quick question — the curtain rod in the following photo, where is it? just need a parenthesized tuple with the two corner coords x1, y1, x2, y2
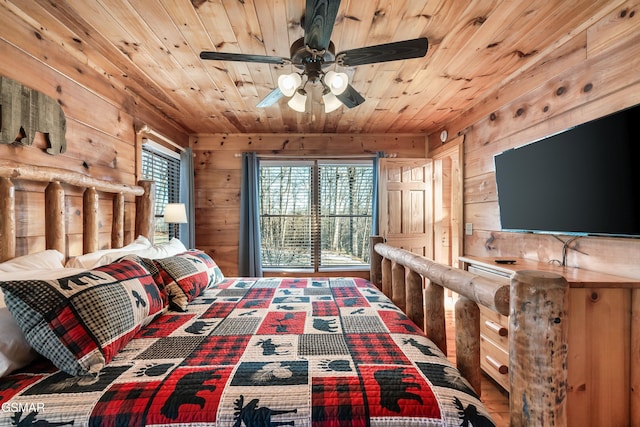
(233, 153, 397, 159)
(137, 125, 185, 153)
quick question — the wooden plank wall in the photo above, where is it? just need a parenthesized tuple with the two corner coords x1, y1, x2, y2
(428, 1, 640, 279)
(190, 133, 427, 276)
(0, 15, 187, 257)
(2, 0, 638, 280)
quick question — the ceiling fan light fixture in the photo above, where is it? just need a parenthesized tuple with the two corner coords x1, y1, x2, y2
(277, 73, 302, 97)
(322, 91, 342, 113)
(287, 89, 308, 112)
(324, 70, 348, 95)
(201, 2, 431, 115)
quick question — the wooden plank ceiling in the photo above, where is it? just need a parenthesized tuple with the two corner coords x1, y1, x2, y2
(1, 0, 624, 135)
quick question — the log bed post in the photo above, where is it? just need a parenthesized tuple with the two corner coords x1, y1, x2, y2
(135, 179, 156, 244)
(510, 270, 569, 427)
(391, 261, 406, 312)
(83, 187, 99, 254)
(370, 236, 384, 289)
(381, 256, 392, 298)
(0, 177, 15, 262)
(455, 296, 481, 395)
(45, 181, 66, 255)
(112, 192, 125, 248)
(424, 281, 446, 354)
(406, 270, 424, 331)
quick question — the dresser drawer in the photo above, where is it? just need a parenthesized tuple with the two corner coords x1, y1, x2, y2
(464, 262, 512, 391)
(480, 334, 510, 391)
(479, 305, 509, 349)
(467, 265, 511, 284)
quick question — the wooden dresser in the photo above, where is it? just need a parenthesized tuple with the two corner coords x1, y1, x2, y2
(459, 256, 640, 427)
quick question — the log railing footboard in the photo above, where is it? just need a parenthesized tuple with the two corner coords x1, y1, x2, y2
(369, 236, 570, 426)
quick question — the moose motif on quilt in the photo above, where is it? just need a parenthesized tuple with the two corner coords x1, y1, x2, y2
(232, 395, 298, 427)
(0, 276, 495, 426)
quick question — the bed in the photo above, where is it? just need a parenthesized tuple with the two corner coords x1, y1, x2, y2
(0, 161, 495, 426)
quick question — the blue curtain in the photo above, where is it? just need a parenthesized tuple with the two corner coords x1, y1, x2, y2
(239, 152, 263, 277)
(371, 151, 385, 236)
(179, 147, 195, 249)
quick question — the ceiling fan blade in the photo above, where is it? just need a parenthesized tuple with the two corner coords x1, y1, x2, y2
(336, 37, 429, 67)
(256, 88, 284, 108)
(200, 51, 288, 65)
(304, 0, 341, 51)
(336, 84, 365, 108)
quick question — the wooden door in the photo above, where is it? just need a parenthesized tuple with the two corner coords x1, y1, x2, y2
(379, 158, 433, 258)
(430, 138, 464, 267)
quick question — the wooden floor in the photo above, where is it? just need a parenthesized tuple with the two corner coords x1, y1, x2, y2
(445, 297, 510, 427)
(478, 374, 510, 427)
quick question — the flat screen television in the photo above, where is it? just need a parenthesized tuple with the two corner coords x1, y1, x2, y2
(494, 104, 640, 238)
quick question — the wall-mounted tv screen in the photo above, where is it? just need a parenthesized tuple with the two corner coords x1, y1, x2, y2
(494, 104, 640, 237)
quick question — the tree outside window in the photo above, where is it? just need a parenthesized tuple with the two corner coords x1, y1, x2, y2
(259, 160, 373, 271)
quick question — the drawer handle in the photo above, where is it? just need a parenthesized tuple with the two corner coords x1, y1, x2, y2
(485, 355, 508, 375)
(484, 320, 508, 336)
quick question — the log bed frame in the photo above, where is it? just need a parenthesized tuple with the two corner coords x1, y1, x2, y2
(369, 236, 570, 427)
(0, 159, 569, 426)
(0, 160, 155, 262)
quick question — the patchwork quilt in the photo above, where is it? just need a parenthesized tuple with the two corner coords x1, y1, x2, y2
(0, 277, 494, 427)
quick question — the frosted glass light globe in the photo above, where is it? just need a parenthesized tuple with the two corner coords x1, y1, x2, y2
(277, 73, 302, 97)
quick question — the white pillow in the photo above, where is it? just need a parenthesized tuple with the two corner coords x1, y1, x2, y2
(0, 309, 38, 377)
(96, 238, 188, 266)
(65, 235, 152, 269)
(0, 268, 86, 377)
(135, 238, 189, 259)
(0, 250, 65, 273)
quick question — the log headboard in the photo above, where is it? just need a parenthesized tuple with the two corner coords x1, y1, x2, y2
(0, 160, 155, 263)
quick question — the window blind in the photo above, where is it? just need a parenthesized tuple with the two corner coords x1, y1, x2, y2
(259, 160, 373, 271)
(141, 144, 181, 241)
(318, 163, 373, 267)
(259, 164, 314, 268)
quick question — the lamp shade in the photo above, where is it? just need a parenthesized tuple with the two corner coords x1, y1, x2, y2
(277, 73, 302, 97)
(164, 203, 187, 224)
(287, 89, 308, 112)
(324, 71, 348, 95)
(322, 91, 342, 113)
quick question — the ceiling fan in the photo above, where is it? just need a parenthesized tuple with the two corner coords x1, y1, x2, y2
(199, 0, 429, 112)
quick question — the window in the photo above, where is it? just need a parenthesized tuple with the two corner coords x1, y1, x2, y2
(259, 159, 374, 271)
(141, 142, 181, 243)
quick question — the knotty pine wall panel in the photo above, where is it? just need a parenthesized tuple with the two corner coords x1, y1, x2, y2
(191, 133, 427, 276)
(431, 3, 640, 278)
(0, 23, 187, 257)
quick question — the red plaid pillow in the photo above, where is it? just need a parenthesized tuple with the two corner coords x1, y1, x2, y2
(152, 250, 224, 311)
(0, 258, 165, 376)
